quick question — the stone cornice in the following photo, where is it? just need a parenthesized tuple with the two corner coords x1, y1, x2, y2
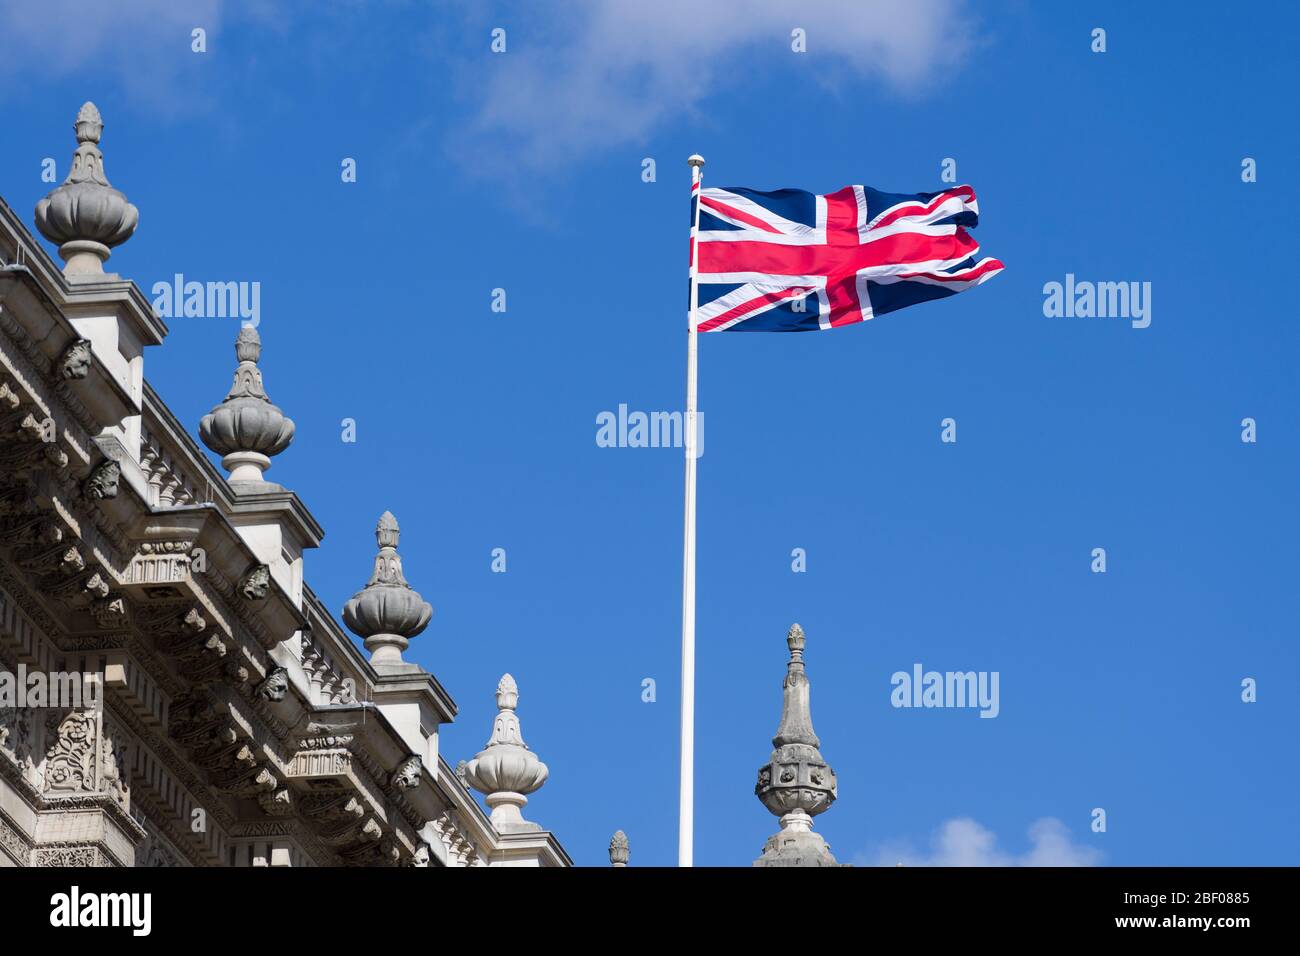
(0, 804, 33, 865)
(105, 683, 238, 830)
(300, 586, 462, 724)
(493, 829, 573, 868)
(302, 586, 375, 684)
(226, 488, 325, 554)
(141, 385, 326, 550)
(120, 501, 309, 649)
(433, 755, 503, 860)
(371, 665, 459, 728)
(0, 265, 136, 436)
(294, 703, 432, 839)
(141, 380, 224, 504)
(0, 187, 574, 868)
(0, 195, 165, 347)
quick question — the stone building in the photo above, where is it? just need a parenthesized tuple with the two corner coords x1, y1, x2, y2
(0, 103, 569, 867)
(1, 102, 851, 870)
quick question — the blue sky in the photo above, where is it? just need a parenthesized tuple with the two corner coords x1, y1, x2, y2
(2, 0, 1297, 866)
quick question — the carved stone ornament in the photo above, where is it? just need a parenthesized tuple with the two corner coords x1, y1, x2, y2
(753, 624, 842, 867)
(0, 707, 35, 772)
(83, 458, 120, 500)
(341, 512, 432, 666)
(239, 564, 271, 601)
(34, 102, 139, 275)
(35, 846, 106, 867)
(100, 726, 129, 810)
(91, 595, 128, 628)
(258, 788, 294, 817)
(390, 755, 422, 791)
(609, 829, 630, 867)
(198, 327, 295, 482)
(255, 666, 289, 703)
(463, 674, 549, 834)
(44, 711, 97, 794)
(59, 338, 93, 380)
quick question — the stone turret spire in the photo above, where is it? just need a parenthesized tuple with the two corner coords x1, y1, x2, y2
(199, 326, 295, 484)
(464, 674, 550, 833)
(342, 512, 432, 667)
(35, 102, 139, 276)
(753, 623, 841, 867)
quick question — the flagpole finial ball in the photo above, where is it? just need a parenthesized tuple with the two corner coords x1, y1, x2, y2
(687, 154, 705, 168)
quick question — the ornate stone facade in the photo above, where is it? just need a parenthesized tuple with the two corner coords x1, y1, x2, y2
(463, 674, 550, 834)
(0, 104, 571, 868)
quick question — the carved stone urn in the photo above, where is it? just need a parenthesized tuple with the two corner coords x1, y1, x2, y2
(199, 327, 295, 482)
(342, 512, 432, 666)
(35, 102, 139, 275)
(463, 674, 549, 833)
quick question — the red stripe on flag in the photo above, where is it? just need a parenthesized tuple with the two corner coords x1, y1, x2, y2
(699, 196, 783, 234)
(826, 273, 863, 327)
(699, 227, 981, 278)
(824, 187, 860, 245)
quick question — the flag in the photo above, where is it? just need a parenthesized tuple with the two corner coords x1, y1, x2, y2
(691, 183, 1003, 332)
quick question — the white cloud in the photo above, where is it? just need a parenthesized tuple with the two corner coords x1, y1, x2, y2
(0, 0, 284, 113)
(0, 1, 222, 72)
(861, 817, 1103, 867)
(457, 0, 979, 174)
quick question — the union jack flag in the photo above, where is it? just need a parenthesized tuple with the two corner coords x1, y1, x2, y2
(691, 182, 1003, 332)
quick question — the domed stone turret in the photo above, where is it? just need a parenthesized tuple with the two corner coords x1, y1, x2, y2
(199, 326, 295, 483)
(464, 674, 550, 833)
(342, 512, 432, 666)
(35, 102, 139, 276)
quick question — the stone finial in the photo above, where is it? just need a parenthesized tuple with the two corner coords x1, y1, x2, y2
(753, 623, 841, 867)
(609, 830, 630, 867)
(464, 674, 549, 833)
(342, 512, 433, 666)
(35, 102, 139, 276)
(198, 327, 295, 483)
(376, 510, 399, 548)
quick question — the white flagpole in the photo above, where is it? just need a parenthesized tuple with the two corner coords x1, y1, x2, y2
(680, 153, 705, 867)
